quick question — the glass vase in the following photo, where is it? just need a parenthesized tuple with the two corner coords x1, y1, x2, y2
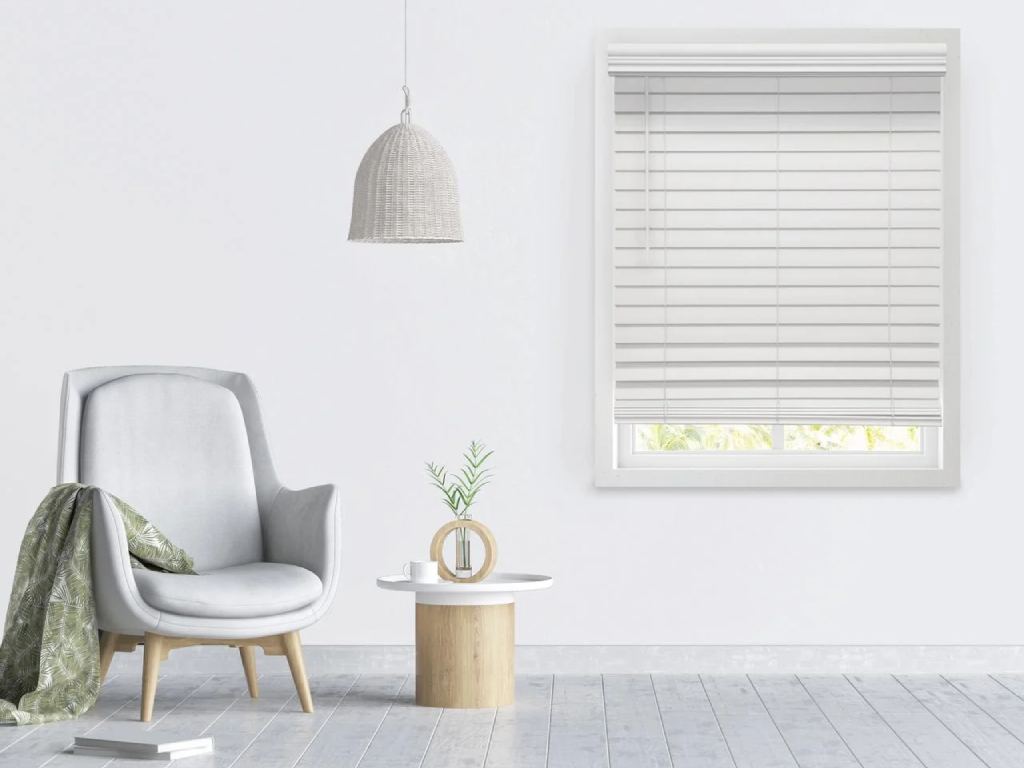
(454, 524, 473, 578)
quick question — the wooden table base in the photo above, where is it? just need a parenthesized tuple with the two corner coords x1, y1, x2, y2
(415, 602, 515, 708)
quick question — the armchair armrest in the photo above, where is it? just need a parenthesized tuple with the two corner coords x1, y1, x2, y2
(262, 484, 340, 599)
(90, 488, 160, 633)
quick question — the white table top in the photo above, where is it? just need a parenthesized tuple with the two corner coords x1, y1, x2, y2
(377, 572, 552, 606)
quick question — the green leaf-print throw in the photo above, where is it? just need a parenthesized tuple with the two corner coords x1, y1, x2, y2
(0, 484, 194, 725)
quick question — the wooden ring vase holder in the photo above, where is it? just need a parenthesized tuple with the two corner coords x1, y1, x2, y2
(429, 519, 497, 583)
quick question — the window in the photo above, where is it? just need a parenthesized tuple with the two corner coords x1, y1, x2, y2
(594, 30, 959, 487)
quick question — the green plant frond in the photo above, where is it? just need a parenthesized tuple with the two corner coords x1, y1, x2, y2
(457, 464, 492, 486)
(458, 482, 491, 507)
(428, 441, 495, 517)
(425, 461, 462, 513)
(463, 446, 494, 468)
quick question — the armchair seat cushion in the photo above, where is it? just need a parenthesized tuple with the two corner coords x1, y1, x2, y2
(133, 562, 323, 619)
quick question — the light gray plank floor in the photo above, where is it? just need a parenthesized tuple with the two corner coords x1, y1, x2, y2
(799, 674, 923, 768)
(293, 674, 407, 768)
(750, 674, 860, 768)
(9, 674, 1024, 767)
(484, 675, 552, 768)
(353, 675, 443, 768)
(11, 674, 211, 768)
(949, 674, 1024, 743)
(547, 675, 609, 768)
(603, 674, 672, 768)
(652, 673, 735, 767)
(846, 674, 988, 768)
(896, 674, 1024, 768)
(702, 674, 798, 768)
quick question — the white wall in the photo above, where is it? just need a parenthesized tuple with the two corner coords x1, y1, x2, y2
(0, 0, 1018, 647)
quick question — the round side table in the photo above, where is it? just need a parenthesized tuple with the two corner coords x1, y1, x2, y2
(377, 572, 552, 708)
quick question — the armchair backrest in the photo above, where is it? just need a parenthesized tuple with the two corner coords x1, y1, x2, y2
(58, 367, 281, 571)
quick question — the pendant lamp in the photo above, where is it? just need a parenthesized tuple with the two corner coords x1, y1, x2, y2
(348, 0, 463, 243)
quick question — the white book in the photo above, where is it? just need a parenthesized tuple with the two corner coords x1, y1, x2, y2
(73, 744, 212, 760)
(74, 727, 213, 756)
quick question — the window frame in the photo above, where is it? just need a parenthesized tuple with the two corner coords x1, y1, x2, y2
(594, 29, 960, 489)
(619, 424, 938, 468)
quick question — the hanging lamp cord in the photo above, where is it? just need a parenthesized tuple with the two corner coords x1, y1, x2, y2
(400, 0, 411, 125)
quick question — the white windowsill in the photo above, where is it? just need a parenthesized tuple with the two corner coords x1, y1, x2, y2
(596, 424, 956, 488)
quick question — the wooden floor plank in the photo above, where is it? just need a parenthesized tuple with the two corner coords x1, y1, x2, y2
(799, 675, 922, 768)
(4, 674, 136, 768)
(0, 675, 116, 758)
(0, 724, 42, 757)
(652, 674, 735, 768)
(602, 674, 673, 768)
(948, 675, 1024, 743)
(293, 674, 406, 768)
(421, 707, 496, 768)
(750, 675, 860, 768)
(0, 676, 126, 754)
(65, 672, 250, 768)
(897, 674, 1024, 768)
(0, 725, 42, 761)
(992, 674, 1024, 701)
(354, 676, 443, 768)
(846, 675, 987, 768)
(701, 674, 797, 768)
(484, 676, 553, 768)
(546, 675, 609, 768)
(110, 674, 299, 768)
(2, 674, 205, 768)
(14, 673, 1024, 767)
(230, 674, 357, 768)
(99, 673, 258, 768)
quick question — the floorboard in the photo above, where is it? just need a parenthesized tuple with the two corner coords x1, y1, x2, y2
(483, 675, 552, 768)
(141, 673, 299, 768)
(353, 675, 443, 768)
(992, 673, 1024, 702)
(420, 706, 497, 768)
(948, 674, 1024, 743)
(846, 674, 987, 768)
(106, 673, 238, 768)
(652, 674, 735, 768)
(9, 674, 208, 768)
(230, 673, 357, 768)
(546, 675, 609, 768)
(4, 674, 139, 768)
(293, 674, 406, 768)
(897, 674, 1024, 768)
(799, 675, 923, 768)
(10, 673, 1024, 767)
(750, 674, 860, 768)
(701, 674, 798, 768)
(84, 672, 250, 768)
(603, 674, 673, 768)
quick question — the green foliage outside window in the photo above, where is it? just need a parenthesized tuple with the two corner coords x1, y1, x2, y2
(637, 424, 920, 452)
(784, 425, 919, 452)
(637, 424, 773, 451)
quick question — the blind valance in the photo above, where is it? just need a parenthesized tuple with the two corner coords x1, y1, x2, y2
(607, 42, 947, 76)
(608, 46, 946, 425)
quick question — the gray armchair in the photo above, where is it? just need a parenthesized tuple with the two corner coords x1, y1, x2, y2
(57, 366, 340, 721)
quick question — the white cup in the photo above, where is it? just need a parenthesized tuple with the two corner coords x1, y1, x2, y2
(403, 560, 439, 584)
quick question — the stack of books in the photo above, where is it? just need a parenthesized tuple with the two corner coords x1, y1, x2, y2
(73, 728, 213, 761)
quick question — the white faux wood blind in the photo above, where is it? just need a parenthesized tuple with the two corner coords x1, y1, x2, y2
(610, 46, 945, 425)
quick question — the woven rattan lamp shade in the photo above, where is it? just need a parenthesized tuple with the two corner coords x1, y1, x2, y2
(348, 122, 463, 243)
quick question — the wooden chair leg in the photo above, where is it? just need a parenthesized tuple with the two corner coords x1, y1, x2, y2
(239, 646, 259, 698)
(281, 631, 314, 713)
(141, 632, 164, 722)
(98, 631, 118, 684)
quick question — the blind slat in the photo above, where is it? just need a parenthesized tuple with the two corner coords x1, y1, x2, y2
(610, 71, 944, 425)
